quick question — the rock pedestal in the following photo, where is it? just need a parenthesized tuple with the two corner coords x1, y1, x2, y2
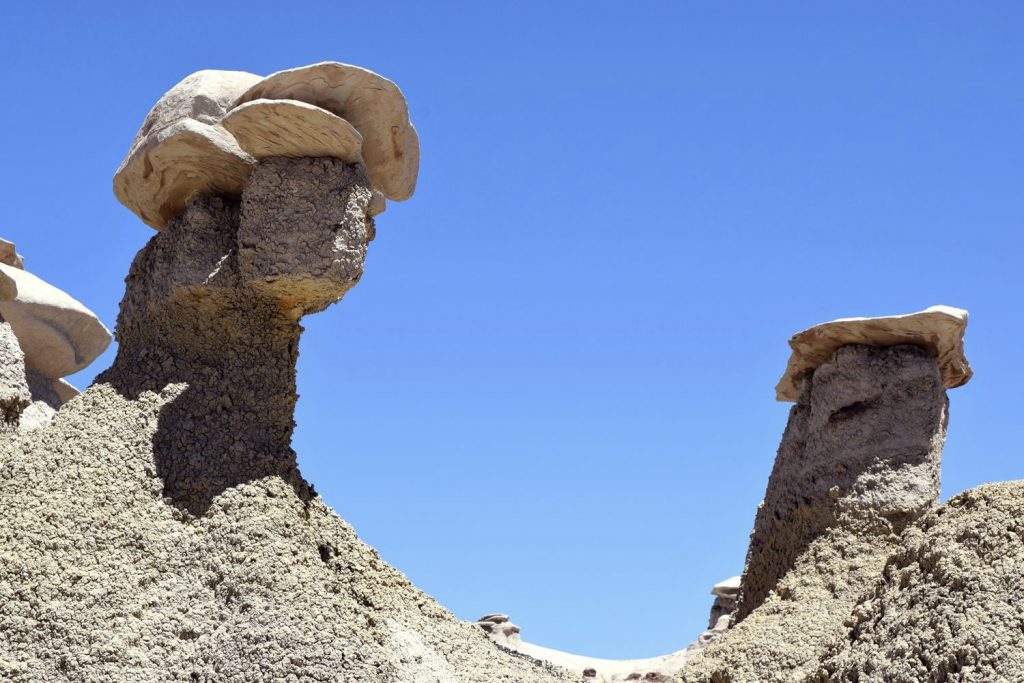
(106, 157, 374, 515)
(737, 343, 948, 621)
(0, 241, 111, 433)
(680, 309, 970, 683)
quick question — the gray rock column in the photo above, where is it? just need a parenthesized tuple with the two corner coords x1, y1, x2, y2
(735, 344, 947, 621)
(101, 156, 374, 516)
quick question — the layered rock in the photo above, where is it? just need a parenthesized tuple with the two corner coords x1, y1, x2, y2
(814, 481, 1024, 682)
(775, 306, 971, 402)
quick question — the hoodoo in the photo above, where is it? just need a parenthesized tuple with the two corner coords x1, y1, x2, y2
(679, 307, 971, 682)
(0, 63, 568, 682)
(0, 238, 111, 432)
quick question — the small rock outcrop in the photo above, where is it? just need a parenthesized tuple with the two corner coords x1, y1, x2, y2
(0, 241, 111, 432)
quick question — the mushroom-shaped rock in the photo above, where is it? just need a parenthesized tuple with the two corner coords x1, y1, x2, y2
(114, 63, 418, 230)
(222, 99, 363, 162)
(0, 263, 111, 378)
(0, 267, 16, 301)
(232, 62, 419, 201)
(775, 305, 972, 402)
(114, 70, 261, 230)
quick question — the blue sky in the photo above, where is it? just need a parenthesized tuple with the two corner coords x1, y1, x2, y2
(3, 1, 1023, 659)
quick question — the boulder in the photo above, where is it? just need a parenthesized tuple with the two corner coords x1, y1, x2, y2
(113, 70, 260, 230)
(775, 305, 971, 402)
(0, 263, 111, 378)
(114, 63, 419, 230)
(232, 62, 419, 201)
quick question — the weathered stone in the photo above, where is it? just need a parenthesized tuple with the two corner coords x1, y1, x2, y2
(476, 576, 745, 682)
(0, 318, 30, 425)
(114, 70, 262, 230)
(0, 266, 16, 301)
(114, 64, 418, 231)
(0, 238, 24, 269)
(237, 157, 373, 314)
(233, 61, 419, 201)
(0, 263, 111, 378)
(678, 344, 950, 683)
(51, 377, 79, 404)
(775, 305, 971, 402)
(478, 613, 510, 624)
(222, 98, 363, 163)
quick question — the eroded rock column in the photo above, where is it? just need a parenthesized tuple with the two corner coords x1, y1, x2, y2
(736, 343, 947, 620)
(0, 239, 111, 432)
(101, 157, 374, 515)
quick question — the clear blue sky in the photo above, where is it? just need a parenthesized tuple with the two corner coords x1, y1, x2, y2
(3, 1, 1022, 659)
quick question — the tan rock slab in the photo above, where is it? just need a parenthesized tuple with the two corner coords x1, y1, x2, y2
(52, 377, 79, 404)
(775, 305, 971, 402)
(0, 264, 112, 378)
(712, 575, 741, 598)
(0, 238, 24, 269)
(0, 266, 16, 301)
(233, 62, 419, 201)
(114, 70, 261, 230)
(222, 99, 363, 162)
(115, 119, 254, 231)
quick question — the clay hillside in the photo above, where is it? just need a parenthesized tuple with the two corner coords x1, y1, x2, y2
(1, 63, 1022, 683)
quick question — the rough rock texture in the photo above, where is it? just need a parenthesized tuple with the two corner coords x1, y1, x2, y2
(0, 318, 30, 425)
(677, 344, 948, 683)
(776, 306, 971, 402)
(113, 69, 261, 229)
(814, 481, 1024, 682)
(0, 158, 570, 682)
(0, 316, 69, 433)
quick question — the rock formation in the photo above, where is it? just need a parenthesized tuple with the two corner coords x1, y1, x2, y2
(4, 57, 1021, 683)
(775, 306, 971, 402)
(0, 63, 569, 682)
(0, 240, 111, 432)
(677, 308, 970, 682)
(113, 62, 416, 230)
